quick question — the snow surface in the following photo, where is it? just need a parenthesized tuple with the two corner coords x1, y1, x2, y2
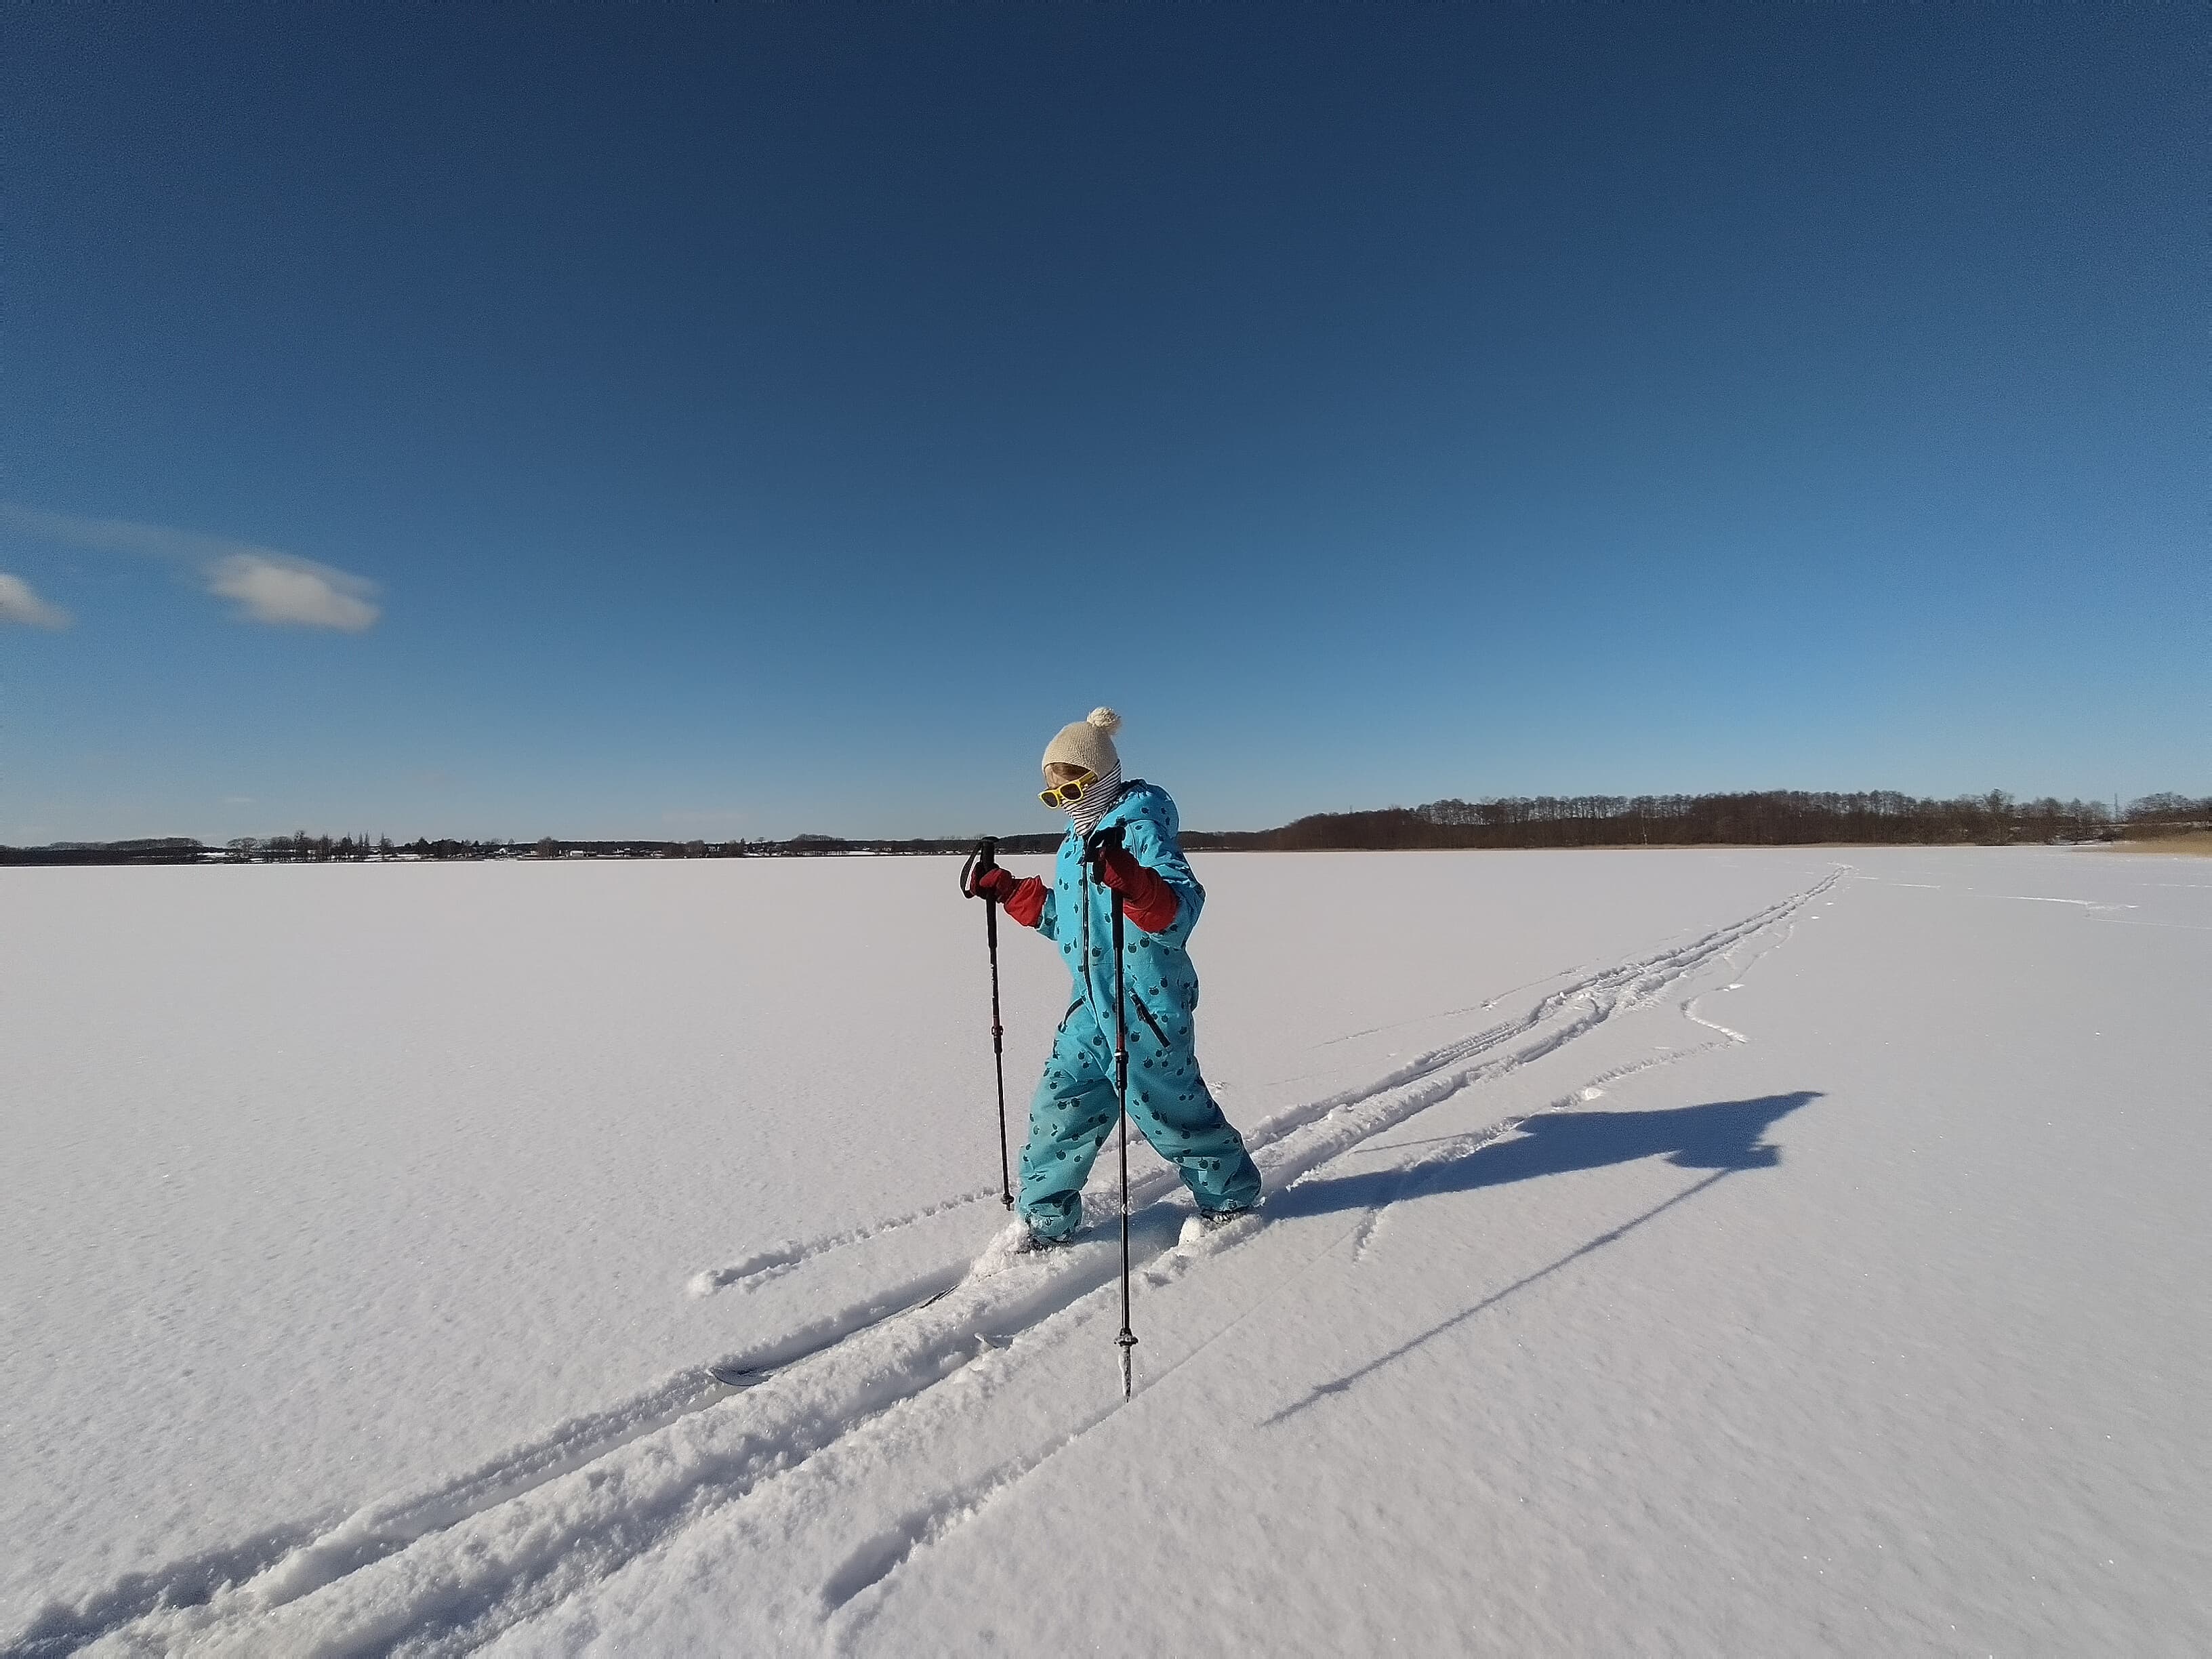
(4, 847, 2207, 1656)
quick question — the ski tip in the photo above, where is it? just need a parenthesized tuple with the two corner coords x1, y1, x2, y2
(1177, 1206, 1261, 1250)
(706, 1361, 764, 1388)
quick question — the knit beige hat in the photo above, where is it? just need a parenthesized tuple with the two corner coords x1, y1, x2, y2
(1042, 707, 1122, 777)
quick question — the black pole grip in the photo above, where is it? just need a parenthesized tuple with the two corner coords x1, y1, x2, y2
(1082, 823, 1124, 869)
(960, 835, 1000, 898)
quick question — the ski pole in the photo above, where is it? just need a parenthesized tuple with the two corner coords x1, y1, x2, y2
(1086, 824, 1139, 1400)
(959, 836, 1014, 1209)
(1112, 880, 1136, 1400)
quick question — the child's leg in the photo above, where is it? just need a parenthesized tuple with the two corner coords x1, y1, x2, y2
(1017, 1010, 1122, 1240)
(1124, 1049, 1263, 1215)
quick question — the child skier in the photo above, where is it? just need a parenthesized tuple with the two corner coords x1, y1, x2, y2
(968, 708, 1263, 1246)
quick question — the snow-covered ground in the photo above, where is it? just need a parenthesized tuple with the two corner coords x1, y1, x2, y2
(5, 847, 2207, 1656)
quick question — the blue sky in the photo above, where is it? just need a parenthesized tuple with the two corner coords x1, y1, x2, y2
(1, 3, 2199, 842)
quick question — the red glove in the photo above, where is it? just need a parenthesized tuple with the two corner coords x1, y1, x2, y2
(975, 867, 1048, 929)
(1097, 845, 1179, 933)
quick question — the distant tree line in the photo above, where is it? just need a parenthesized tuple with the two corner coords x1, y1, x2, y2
(2120, 793, 2212, 835)
(5, 792, 2203, 866)
(237, 832, 401, 861)
(1182, 791, 2211, 853)
(0, 836, 208, 866)
(209, 831, 1067, 862)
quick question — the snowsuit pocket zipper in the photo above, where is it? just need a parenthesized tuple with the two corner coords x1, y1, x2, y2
(1130, 994, 1172, 1050)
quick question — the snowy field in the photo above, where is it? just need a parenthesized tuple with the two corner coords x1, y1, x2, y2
(5, 846, 2207, 1656)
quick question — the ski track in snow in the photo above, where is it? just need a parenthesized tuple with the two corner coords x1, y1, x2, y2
(34, 868, 1842, 1659)
(1680, 996, 1750, 1045)
(0, 1523, 333, 1659)
(686, 1188, 998, 1298)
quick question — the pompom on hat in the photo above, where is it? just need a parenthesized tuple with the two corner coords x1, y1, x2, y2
(1042, 706, 1122, 778)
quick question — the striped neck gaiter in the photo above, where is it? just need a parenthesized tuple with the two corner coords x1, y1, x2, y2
(1064, 762, 1124, 838)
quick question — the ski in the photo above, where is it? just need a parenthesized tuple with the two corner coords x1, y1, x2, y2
(1176, 1206, 1264, 1249)
(705, 1288, 954, 1389)
(699, 1197, 1263, 1398)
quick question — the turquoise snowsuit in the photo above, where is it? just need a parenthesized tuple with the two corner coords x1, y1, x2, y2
(1019, 781, 1262, 1240)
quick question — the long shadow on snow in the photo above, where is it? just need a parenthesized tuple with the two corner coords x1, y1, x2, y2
(1262, 1091, 1820, 1426)
(1269, 1091, 1820, 1223)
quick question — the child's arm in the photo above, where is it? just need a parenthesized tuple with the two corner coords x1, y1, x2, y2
(1097, 839, 1184, 933)
(974, 867, 1053, 933)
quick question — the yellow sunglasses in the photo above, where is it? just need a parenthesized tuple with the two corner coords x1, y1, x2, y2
(1040, 770, 1098, 808)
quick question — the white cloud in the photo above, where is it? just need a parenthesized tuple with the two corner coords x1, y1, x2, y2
(207, 552, 380, 631)
(0, 503, 382, 631)
(0, 571, 73, 629)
